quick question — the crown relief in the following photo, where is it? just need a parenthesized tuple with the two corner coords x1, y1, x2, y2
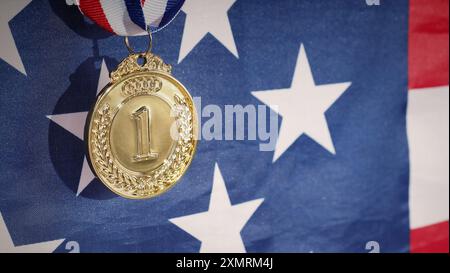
(111, 53, 172, 83)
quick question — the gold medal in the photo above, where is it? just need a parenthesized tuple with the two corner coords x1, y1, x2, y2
(86, 33, 197, 199)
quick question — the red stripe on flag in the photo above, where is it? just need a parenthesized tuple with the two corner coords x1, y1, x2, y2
(409, 0, 449, 89)
(79, 0, 115, 34)
(411, 221, 449, 253)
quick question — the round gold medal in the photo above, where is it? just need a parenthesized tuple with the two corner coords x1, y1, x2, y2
(86, 48, 197, 199)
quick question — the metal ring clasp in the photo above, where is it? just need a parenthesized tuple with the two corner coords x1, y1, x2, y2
(124, 29, 153, 55)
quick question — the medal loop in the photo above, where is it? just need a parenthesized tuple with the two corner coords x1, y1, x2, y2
(124, 29, 153, 55)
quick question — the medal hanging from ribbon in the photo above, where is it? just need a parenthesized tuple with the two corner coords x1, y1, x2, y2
(76, 0, 198, 200)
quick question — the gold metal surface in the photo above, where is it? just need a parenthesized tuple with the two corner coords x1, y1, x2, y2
(86, 52, 197, 199)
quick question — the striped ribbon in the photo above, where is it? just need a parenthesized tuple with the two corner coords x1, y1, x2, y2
(78, 0, 185, 36)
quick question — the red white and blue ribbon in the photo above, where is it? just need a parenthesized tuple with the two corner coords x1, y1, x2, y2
(77, 0, 185, 36)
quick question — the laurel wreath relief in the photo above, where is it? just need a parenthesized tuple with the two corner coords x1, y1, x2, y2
(91, 96, 194, 198)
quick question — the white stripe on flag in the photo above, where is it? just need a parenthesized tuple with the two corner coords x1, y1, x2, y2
(142, 0, 169, 28)
(408, 85, 449, 229)
(100, 0, 147, 36)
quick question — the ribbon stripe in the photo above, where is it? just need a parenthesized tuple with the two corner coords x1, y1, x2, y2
(160, 0, 184, 31)
(125, 0, 147, 31)
(79, 0, 115, 34)
(142, 0, 169, 30)
(78, 0, 185, 36)
(100, 0, 146, 36)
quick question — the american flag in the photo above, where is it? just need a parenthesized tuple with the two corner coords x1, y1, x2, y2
(0, 0, 448, 253)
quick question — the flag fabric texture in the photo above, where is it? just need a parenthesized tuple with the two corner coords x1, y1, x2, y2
(0, 0, 448, 253)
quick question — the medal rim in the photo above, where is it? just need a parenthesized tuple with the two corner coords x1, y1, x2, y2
(85, 70, 198, 200)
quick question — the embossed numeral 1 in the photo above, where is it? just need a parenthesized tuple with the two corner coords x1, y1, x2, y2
(131, 106, 158, 162)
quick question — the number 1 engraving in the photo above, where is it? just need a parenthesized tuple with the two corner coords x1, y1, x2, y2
(132, 106, 158, 162)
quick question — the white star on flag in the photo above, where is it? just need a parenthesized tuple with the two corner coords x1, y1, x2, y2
(47, 59, 110, 196)
(179, 0, 239, 63)
(170, 163, 264, 253)
(252, 44, 352, 162)
(0, 212, 64, 253)
(0, 0, 32, 75)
